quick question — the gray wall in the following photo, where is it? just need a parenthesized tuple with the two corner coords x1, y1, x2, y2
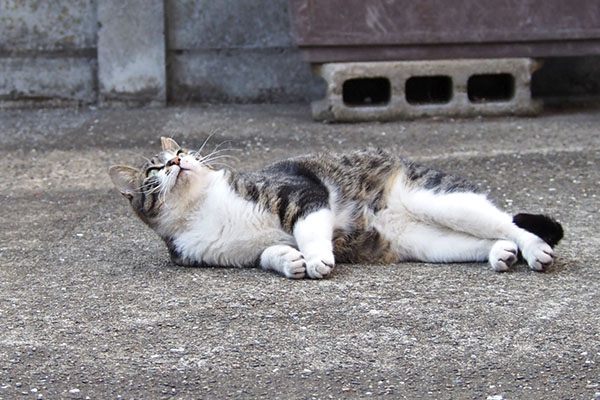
(0, 0, 597, 108)
(165, 0, 322, 103)
(0, 0, 98, 106)
(0, 0, 321, 107)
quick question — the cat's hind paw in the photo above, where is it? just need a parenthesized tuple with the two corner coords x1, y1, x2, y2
(489, 240, 518, 272)
(522, 239, 554, 271)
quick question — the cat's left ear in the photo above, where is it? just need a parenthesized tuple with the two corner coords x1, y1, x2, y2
(161, 137, 180, 152)
(109, 165, 139, 200)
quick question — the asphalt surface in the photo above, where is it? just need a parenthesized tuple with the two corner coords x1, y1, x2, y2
(1, 104, 599, 399)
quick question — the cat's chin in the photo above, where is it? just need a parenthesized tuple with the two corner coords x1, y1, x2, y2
(170, 167, 207, 201)
(175, 167, 201, 185)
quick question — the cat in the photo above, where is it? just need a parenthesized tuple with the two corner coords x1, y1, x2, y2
(109, 137, 563, 279)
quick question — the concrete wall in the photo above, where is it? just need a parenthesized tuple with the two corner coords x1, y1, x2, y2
(0, 0, 597, 108)
(165, 0, 322, 103)
(0, 0, 98, 106)
(97, 0, 166, 106)
(0, 0, 321, 107)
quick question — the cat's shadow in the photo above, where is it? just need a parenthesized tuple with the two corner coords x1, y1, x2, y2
(133, 256, 569, 280)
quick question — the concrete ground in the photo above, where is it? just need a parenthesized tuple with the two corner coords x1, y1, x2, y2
(0, 104, 599, 399)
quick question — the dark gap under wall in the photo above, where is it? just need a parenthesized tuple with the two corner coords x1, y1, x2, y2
(532, 56, 600, 103)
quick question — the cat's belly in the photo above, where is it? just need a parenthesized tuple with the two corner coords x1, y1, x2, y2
(330, 200, 402, 264)
(369, 174, 417, 262)
(173, 180, 294, 267)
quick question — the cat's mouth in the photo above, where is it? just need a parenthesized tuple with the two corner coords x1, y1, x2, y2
(172, 165, 192, 183)
(173, 165, 185, 179)
(168, 157, 201, 187)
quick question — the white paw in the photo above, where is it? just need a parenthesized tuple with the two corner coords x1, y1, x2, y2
(260, 245, 306, 279)
(489, 240, 518, 272)
(279, 248, 307, 279)
(521, 238, 554, 271)
(305, 258, 334, 279)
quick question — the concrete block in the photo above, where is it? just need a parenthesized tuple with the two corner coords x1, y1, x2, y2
(0, 56, 96, 107)
(312, 58, 542, 121)
(168, 49, 323, 103)
(165, 0, 293, 50)
(97, 0, 166, 107)
(0, 0, 97, 52)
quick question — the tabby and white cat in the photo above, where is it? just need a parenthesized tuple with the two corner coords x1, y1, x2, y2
(109, 137, 563, 279)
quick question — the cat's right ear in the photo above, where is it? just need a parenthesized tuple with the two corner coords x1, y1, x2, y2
(109, 165, 139, 200)
(161, 137, 180, 152)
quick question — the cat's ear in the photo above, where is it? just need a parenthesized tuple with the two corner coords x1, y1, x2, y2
(109, 165, 139, 200)
(161, 137, 180, 152)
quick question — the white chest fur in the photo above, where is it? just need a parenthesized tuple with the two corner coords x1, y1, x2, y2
(173, 172, 294, 267)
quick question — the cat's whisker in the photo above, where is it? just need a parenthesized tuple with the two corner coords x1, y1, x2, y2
(135, 182, 158, 195)
(196, 147, 239, 161)
(157, 178, 171, 207)
(204, 159, 237, 166)
(205, 147, 242, 155)
(211, 139, 234, 154)
(201, 154, 240, 165)
(202, 159, 239, 171)
(196, 133, 216, 156)
(195, 128, 229, 154)
(208, 163, 239, 173)
(201, 148, 240, 160)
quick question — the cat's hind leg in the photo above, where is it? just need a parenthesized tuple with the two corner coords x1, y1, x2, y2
(518, 234, 554, 271)
(293, 208, 336, 279)
(395, 222, 494, 263)
(259, 245, 306, 279)
(393, 223, 519, 271)
(489, 240, 519, 272)
(401, 189, 555, 270)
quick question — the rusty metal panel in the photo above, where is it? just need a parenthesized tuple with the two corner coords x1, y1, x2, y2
(289, 0, 600, 62)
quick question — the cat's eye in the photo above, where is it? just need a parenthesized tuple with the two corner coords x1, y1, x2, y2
(177, 150, 187, 157)
(146, 168, 160, 177)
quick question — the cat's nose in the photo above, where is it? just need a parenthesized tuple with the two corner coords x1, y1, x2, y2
(167, 156, 180, 167)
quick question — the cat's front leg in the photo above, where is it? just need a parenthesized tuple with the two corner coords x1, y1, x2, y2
(259, 245, 307, 279)
(293, 209, 336, 279)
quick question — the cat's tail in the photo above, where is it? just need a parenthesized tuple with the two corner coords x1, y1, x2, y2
(513, 213, 564, 248)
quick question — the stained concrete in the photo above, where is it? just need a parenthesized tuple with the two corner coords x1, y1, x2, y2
(0, 56, 96, 107)
(0, 0, 97, 106)
(0, 0, 97, 52)
(0, 105, 599, 399)
(165, 0, 293, 49)
(164, 0, 322, 104)
(97, 0, 166, 107)
(0, 0, 320, 106)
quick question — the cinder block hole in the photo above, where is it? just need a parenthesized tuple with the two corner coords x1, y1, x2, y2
(468, 73, 515, 102)
(405, 76, 452, 105)
(342, 78, 391, 106)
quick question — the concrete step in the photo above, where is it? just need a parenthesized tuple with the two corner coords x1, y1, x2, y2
(311, 58, 542, 121)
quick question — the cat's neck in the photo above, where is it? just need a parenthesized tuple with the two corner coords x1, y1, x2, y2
(155, 168, 229, 238)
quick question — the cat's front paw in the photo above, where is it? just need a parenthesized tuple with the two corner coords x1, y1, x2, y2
(260, 245, 306, 279)
(305, 258, 333, 279)
(489, 240, 518, 272)
(522, 239, 554, 271)
(279, 248, 307, 279)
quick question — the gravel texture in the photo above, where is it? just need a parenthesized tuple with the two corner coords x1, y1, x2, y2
(1, 104, 599, 399)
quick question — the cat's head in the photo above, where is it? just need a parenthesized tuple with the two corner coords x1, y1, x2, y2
(109, 137, 212, 229)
